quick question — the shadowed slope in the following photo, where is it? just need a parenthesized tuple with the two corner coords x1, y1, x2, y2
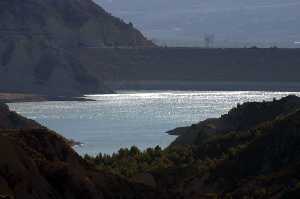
(0, 103, 161, 199)
(0, 0, 153, 96)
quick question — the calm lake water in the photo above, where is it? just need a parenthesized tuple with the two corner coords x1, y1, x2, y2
(8, 91, 300, 155)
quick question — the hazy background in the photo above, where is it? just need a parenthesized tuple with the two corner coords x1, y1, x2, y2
(95, 0, 300, 47)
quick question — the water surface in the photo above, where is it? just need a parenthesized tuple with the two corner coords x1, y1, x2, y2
(8, 91, 300, 155)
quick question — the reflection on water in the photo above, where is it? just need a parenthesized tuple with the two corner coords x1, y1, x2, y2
(8, 91, 300, 155)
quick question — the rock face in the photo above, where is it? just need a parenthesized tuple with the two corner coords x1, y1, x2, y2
(0, 0, 153, 96)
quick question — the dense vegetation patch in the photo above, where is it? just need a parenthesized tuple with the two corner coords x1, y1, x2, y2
(84, 145, 198, 177)
(84, 96, 300, 198)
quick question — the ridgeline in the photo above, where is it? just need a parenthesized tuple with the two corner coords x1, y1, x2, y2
(86, 95, 300, 198)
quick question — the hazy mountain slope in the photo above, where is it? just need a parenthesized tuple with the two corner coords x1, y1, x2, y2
(0, 35, 113, 95)
(80, 48, 300, 90)
(1, 95, 300, 199)
(0, 0, 153, 47)
(0, 0, 153, 95)
(96, 0, 300, 47)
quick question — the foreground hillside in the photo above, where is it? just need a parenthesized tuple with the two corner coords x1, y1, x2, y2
(2, 96, 300, 198)
(0, 0, 153, 96)
(87, 95, 300, 198)
(0, 104, 162, 199)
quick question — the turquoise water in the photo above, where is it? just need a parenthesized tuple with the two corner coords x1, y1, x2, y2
(8, 91, 300, 155)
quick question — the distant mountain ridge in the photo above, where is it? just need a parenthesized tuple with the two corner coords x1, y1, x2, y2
(80, 48, 300, 90)
(96, 0, 300, 47)
(0, 0, 153, 96)
(0, 0, 153, 47)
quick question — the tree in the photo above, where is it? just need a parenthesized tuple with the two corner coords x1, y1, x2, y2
(129, 146, 141, 156)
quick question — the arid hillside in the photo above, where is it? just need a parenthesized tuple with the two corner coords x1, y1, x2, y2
(0, 0, 153, 96)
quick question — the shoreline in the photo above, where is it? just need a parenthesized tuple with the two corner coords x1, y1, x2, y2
(0, 93, 95, 104)
(3, 82, 300, 104)
(106, 81, 300, 92)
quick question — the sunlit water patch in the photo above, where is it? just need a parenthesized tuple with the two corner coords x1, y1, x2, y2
(8, 91, 300, 155)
